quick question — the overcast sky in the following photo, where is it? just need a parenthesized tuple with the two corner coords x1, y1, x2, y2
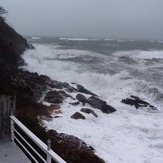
(1, 0, 163, 40)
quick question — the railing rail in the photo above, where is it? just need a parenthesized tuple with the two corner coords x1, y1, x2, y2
(10, 115, 66, 163)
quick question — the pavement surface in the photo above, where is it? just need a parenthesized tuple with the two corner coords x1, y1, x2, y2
(0, 141, 30, 163)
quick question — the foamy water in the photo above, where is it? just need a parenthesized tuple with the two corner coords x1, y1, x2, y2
(21, 38, 163, 163)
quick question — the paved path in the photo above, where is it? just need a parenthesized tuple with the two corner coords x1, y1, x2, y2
(0, 141, 30, 163)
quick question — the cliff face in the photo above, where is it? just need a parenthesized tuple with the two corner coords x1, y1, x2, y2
(0, 17, 30, 69)
(0, 18, 31, 94)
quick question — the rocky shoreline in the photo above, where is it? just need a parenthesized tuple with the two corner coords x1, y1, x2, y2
(16, 68, 117, 162)
(0, 17, 109, 162)
(0, 16, 158, 162)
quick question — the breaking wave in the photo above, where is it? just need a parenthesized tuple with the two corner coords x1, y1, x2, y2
(21, 43, 163, 110)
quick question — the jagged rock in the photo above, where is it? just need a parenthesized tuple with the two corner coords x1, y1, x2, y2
(70, 101, 80, 106)
(44, 90, 73, 104)
(17, 70, 48, 100)
(76, 84, 97, 96)
(62, 82, 76, 92)
(46, 107, 56, 115)
(71, 112, 86, 120)
(76, 93, 87, 104)
(45, 104, 61, 115)
(44, 91, 65, 103)
(50, 104, 60, 110)
(87, 96, 116, 113)
(59, 90, 74, 99)
(48, 80, 63, 89)
(81, 108, 98, 117)
(47, 130, 105, 163)
(121, 95, 157, 110)
(53, 116, 62, 118)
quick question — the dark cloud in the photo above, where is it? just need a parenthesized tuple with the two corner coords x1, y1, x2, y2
(2, 0, 163, 40)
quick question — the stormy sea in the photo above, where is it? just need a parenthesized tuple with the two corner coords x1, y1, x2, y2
(22, 37, 163, 163)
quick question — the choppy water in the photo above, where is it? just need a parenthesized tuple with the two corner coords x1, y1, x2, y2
(22, 37, 163, 163)
(23, 37, 163, 110)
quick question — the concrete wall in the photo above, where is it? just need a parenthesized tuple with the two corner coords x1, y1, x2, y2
(0, 96, 15, 141)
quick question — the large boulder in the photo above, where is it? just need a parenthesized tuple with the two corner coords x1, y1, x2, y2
(44, 91, 64, 103)
(71, 112, 85, 120)
(87, 96, 116, 113)
(121, 95, 157, 110)
(62, 82, 76, 92)
(76, 93, 87, 103)
(81, 108, 98, 118)
(76, 84, 97, 96)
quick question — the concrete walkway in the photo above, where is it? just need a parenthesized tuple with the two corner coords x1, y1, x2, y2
(0, 141, 30, 163)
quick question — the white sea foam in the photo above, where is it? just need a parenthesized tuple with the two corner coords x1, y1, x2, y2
(59, 37, 102, 41)
(21, 43, 163, 163)
(113, 50, 163, 59)
(22, 44, 163, 108)
(31, 36, 41, 40)
(59, 37, 90, 41)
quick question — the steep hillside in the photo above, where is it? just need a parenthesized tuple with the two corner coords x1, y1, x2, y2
(0, 17, 30, 69)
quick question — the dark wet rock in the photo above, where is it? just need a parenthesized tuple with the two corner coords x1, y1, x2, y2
(121, 95, 158, 110)
(43, 104, 61, 116)
(59, 90, 74, 99)
(76, 93, 87, 103)
(53, 116, 62, 118)
(47, 130, 105, 163)
(70, 101, 80, 106)
(87, 96, 116, 113)
(48, 80, 63, 89)
(50, 104, 61, 110)
(81, 108, 98, 117)
(44, 91, 65, 103)
(71, 112, 86, 120)
(62, 82, 76, 92)
(76, 84, 97, 96)
(17, 70, 48, 100)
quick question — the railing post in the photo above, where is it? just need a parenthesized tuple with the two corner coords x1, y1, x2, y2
(12, 94, 16, 114)
(10, 114, 14, 142)
(47, 139, 51, 163)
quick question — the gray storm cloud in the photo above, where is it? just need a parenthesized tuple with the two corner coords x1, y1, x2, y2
(1, 0, 163, 40)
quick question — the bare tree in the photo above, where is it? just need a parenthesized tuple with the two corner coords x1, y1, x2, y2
(0, 6, 8, 20)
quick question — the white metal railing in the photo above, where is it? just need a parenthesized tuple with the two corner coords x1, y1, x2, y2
(10, 115, 66, 163)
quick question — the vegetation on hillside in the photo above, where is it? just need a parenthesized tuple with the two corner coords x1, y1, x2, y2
(0, 6, 8, 20)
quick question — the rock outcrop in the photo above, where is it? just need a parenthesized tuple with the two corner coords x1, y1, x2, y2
(76, 93, 87, 104)
(81, 108, 98, 117)
(71, 112, 86, 120)
(87, 96, 116, 113)
(121, 95, 157, 110)
(47, 130, 105, 163)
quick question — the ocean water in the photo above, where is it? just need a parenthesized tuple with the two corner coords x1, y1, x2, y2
(22, 37, 163, 163)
